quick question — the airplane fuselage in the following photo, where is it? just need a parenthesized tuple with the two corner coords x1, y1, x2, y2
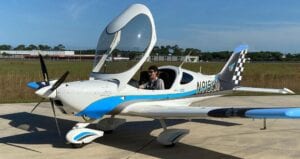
(55, 65, 221, 119)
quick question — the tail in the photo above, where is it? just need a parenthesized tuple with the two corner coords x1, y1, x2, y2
(217, 45, 248, 90)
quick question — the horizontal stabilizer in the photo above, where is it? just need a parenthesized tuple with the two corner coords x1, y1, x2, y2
(233, 86, 295, 94)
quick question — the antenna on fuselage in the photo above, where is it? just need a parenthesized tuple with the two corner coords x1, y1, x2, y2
(179, 50, 192, 68)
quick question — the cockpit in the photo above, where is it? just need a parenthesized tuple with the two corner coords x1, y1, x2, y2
(138, 68, 177, 89)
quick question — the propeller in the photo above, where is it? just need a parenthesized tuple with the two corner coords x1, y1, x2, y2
(30, 54, 69, 136)
(30, 98, 45, 113)
(39, 54, 49, 85)
(50, 99, 61, 136)
(51, 71, 69, 91)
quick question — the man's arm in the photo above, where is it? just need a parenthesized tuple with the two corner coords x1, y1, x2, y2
(139, 82, 148, 89)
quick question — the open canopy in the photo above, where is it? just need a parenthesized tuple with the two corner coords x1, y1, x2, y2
(93, 14, 152, 74)
(90, 4, 156, 89)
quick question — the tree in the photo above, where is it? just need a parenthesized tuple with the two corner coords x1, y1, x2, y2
(26, 44, 38, 50)
(159, 45, 169, 55)
(172, 45, 184, 56)
(0, 44, 12, 50)
(14, 44, 26, 50)
(151, 46, 160, 55)
(53, 44, 65, 51)
(202, 52, 213, 61)
(38, 44, 51, 50)
(211, 51, 231, 61)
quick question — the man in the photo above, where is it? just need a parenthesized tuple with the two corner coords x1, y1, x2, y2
(139, 65, 165, 90)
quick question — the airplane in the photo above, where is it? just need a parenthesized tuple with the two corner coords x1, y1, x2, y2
(27, 3, 299, 148)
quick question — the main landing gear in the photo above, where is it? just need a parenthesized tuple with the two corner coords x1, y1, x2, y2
(66, 117, 189, 148)
(157, 119, 189, 146)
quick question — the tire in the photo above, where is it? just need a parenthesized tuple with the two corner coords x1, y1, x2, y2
(71, 143, 84, 148)
(164, 143, 175, 147)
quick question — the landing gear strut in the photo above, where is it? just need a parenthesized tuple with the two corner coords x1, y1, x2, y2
(260, 118, 267, 130)
(96, 116, 126, 133)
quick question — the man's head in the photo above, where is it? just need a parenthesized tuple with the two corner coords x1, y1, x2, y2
(148, 65, 159, 80)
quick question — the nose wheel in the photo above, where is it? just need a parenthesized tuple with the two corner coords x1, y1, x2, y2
(71, 143, 84, 148)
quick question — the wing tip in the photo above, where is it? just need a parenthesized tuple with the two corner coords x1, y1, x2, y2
(283, 88, 295, 94)
(245, 108, 300, 119)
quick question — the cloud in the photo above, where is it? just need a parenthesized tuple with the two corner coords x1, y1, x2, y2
(65, 0, 96, 20)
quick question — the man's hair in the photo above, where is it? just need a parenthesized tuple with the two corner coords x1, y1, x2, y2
(148, 65, 159, 72)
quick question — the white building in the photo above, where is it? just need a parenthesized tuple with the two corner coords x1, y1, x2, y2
(146, 55, 199, 62)
(0, 50, 75, 56)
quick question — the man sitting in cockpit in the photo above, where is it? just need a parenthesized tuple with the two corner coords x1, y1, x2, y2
(139, 65, 165, 90)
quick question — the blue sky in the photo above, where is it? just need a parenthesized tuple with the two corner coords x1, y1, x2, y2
(1, 0, 300, 52)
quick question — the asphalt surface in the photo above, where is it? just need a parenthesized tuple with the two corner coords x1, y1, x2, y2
(1, 95, 300, 159)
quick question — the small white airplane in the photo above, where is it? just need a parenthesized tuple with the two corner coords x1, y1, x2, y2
(27, 4, 299, 148)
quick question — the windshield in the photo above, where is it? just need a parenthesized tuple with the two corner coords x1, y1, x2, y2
(93, 14, 151, 73)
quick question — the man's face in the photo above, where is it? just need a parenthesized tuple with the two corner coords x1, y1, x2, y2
(148, 69, 157, 80)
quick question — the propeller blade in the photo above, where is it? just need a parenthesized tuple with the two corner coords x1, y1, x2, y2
(30, 98, 45, 113)
(39, 54, 49, 85)
(51, 71, 69, 91)
(50, 99, 61, 136)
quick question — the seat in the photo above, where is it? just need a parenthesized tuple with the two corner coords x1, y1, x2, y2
(139, 71, 149, 85)
(159, 71, 171, 89)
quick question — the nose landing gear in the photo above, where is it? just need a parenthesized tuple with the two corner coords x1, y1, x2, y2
(66, 123, 104, 148)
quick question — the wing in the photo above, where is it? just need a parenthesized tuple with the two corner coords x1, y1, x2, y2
(120, 100, 300, 119)
(233, 86, 295, 94)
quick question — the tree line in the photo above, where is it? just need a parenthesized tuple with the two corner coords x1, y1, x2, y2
(151, 45, 300, 61)
(0, 44, 66, 51)
(1, 44, 300, 61)
(74, 45, 300, 61)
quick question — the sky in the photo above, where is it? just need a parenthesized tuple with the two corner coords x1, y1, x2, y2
(1, 0, 300, 53)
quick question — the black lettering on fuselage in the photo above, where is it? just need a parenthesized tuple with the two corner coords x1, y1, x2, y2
(196, 80, 219, 94)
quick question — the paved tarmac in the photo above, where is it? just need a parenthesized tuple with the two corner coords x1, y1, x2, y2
(1, 95, 300, 159)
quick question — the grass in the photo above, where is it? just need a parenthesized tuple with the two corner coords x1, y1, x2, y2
(0, 59, 299, 103)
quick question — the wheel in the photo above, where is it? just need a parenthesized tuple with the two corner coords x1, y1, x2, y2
(104, 130, 114, 134)
(71, 143, 84, 148)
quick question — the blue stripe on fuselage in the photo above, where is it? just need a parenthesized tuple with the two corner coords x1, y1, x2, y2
(76, 89, 197, 119)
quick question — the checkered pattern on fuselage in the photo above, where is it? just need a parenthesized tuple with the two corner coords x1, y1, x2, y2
(232, 49, 247, 85)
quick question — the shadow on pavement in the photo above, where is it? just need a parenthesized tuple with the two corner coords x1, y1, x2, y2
(0, 112, 241, 159)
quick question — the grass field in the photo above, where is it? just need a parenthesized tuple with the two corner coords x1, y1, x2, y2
(0, 59, 299, 103)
